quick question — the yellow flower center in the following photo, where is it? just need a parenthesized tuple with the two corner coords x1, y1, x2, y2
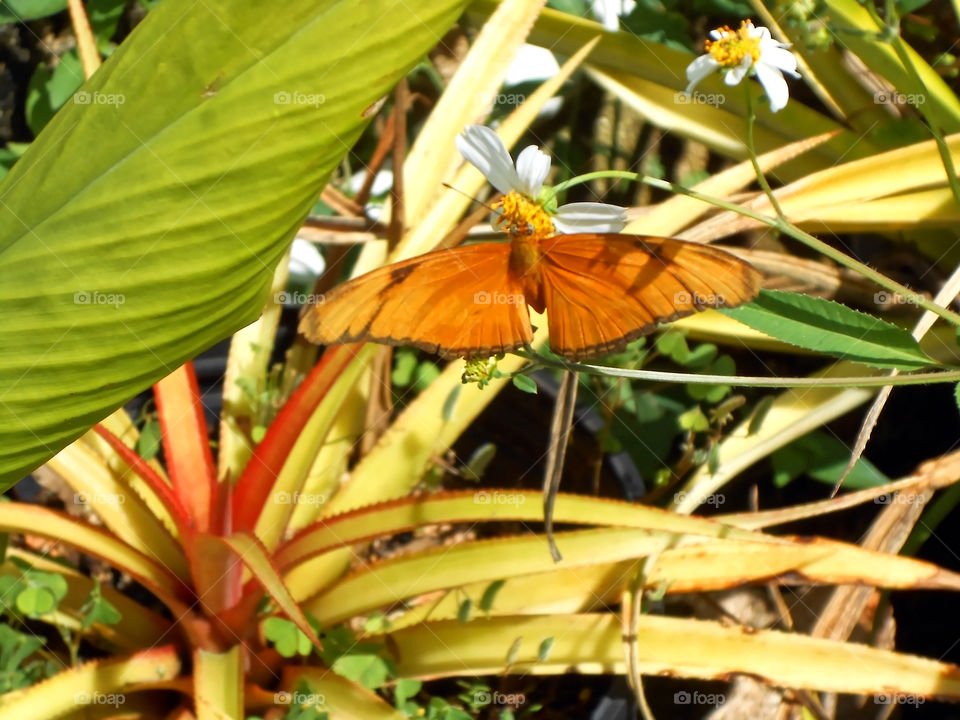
(461, 356, 499, 387)
(706, 20, 761, 69)
(493, 190, 555, 239)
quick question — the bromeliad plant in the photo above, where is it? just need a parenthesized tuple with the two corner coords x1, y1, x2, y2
(7, 338, 960, 719)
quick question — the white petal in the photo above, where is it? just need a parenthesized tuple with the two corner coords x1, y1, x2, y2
(504, 45, 560, 85)
(289, 237, 326, 277)
(685, 54, 720, 92)
(762, 44, 800, 76)
(553, 202, 627, 234)
(724, 55, 752, 85)
(515, 145, 551, 198)
(455, 125, 521, 195)
(593, 0, 622, 32)
(755, 61, 790, 112)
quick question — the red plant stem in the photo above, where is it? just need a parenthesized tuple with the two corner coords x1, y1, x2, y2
(154, 362, 218, 534)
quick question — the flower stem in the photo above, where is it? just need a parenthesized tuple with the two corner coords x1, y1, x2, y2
(513, 350, 960, 387)
(744, 85, 786, 219)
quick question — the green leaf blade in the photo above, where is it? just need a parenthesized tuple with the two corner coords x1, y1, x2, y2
(722, 290, 935, 370)
(0, 0, 469, 486)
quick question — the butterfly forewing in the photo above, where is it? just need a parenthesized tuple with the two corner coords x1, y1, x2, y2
(299, 244, 534, 358)
(537, 234, 762, 360)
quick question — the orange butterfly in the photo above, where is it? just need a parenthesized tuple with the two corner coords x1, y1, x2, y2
(299, 232, 761, 361)
(299, 126, 761, 361)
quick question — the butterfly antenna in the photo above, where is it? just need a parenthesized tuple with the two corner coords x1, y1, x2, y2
(441, 182, 499, 213)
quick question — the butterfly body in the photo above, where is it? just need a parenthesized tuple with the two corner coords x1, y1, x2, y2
(507, 233, 547, 312)
(300, 233, 761, 361)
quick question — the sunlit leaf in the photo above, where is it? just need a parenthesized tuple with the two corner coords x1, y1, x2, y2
(723, 290, 934, 370)
(0, 0, 469, 487)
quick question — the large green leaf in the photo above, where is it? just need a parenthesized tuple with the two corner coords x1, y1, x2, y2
(0, 0, 468, 486)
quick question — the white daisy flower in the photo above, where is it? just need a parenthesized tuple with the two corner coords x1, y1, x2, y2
(455, 125, 626, 236)
(685, 20, 799, 113)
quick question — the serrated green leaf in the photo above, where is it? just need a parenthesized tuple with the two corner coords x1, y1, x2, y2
(722, 290, 935, 370)
(0, 0, 468, 486)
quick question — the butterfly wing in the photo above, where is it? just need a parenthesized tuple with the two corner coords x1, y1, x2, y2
(299, 243, 533, 358)
(537, 234, 762, 360)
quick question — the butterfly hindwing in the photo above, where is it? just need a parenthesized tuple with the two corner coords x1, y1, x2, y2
(537, 234, 762, 360)
(299, 243, 534, 358)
